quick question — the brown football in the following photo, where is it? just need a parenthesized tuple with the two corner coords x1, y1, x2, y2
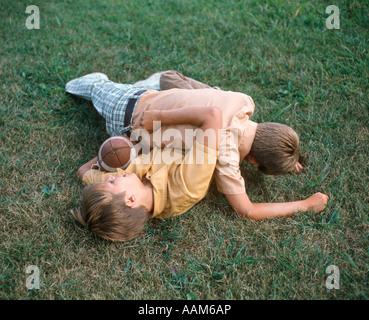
(97, 136, 136, 172)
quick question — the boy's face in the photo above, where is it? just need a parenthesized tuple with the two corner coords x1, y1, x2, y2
(103, 173, 143, 195)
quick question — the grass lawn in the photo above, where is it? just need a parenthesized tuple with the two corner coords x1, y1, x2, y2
(0, 0, 368, 300)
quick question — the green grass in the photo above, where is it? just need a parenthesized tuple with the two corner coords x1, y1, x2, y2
(0, 0, 368, 299)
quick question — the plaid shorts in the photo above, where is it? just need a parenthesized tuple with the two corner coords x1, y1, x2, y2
(65, 73, 146, 136)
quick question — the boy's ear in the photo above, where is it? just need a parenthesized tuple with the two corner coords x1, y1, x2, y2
(124, 194, 136, 208)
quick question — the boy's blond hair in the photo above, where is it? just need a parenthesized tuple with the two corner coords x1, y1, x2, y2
(250, 122, 300, 175)
(71, 183, 150, 242)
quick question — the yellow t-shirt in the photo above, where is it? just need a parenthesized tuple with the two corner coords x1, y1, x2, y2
(82, 141, 217, 219)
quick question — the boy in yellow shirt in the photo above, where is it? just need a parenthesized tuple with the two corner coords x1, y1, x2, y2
(73, 106, 222, 242)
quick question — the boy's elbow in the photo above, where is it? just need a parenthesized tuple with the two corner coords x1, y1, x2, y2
(225, 193, 255, 220)
(77, 169, 83, 181)
(208, 107, 222, 123)
(77, 166, 85, 181)
(234, 205, 252, 220)
(204, 107, 222, 136)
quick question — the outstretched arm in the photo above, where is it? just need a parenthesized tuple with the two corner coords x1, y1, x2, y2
(226, 192, 329, 220)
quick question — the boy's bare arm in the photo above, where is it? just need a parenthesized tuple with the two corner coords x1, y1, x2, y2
(77, 157, 98, 180)
(226, 192, 329, 220)
(138, 107, 222, 149)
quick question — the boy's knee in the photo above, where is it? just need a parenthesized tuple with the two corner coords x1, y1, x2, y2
(160, 70, 192, 90)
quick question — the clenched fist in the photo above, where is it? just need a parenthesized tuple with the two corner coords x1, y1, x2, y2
(305, 192, 329, 213)
(136, 110, 161, 132)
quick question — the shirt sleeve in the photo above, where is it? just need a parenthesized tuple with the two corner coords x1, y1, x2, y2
(213, 164, 246, 195)
(213, 129, 247, 195)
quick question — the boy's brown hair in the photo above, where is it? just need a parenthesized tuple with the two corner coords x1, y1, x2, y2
(71, 183, 150, 242)
(250, 122, 300, 175)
